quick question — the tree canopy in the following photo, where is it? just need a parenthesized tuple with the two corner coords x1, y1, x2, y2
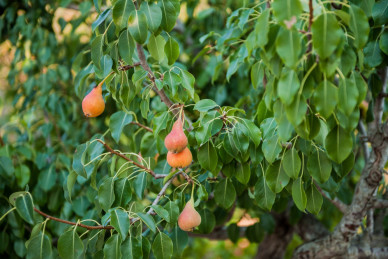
(0, 0, 388, 258)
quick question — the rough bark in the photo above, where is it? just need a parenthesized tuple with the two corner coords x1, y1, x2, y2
(293, 68, 388, 258)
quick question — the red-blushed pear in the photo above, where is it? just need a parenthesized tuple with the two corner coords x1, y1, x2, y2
(164, 118, 188, 153)
(167, 147, 192, 168)
(82, 83, 105, 117)
(178, 197, 201, 231)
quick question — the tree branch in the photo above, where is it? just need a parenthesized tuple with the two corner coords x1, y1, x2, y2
(373, 68, 387, 130)
(97, 139, 166, 179)
(358, 120, 369, 161)
(314, 182, 348, 213)
(135, 43, 193, 130)
(130, 121, 153, 133)
(373, 199, 388, 209)
(34, 208, 114, 230)
(307, 0, 313, 54)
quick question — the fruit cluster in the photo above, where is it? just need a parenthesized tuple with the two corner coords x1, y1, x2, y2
(164, 118, 193, 168)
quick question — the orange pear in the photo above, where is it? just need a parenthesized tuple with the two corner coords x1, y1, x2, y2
(167, 147, 192, 168)
(82, 83, 105, 117)
(164, 119, 188, 153)
(178, 198, 201, 231)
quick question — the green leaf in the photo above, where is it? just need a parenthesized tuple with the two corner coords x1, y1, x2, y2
(104, 234, 122, 259)
(214, 179, 236, 209)
(15, 193, 34, 224)
(153, 111, 171, 136)
(277, 68, 300, 105)
(163, 70, 181, 94)
(276, 29, 302, 68)
(38, 165, 56, 192)
(179, 69, 195, 99)
(292, 178, 307, 211)
(251, 61, 264, 89)
(364, 41, 383, 68)
(198, 210, 216, 234)
(164, 201, 179, 224)
(338, 77, 358, 116)
(26, 233, 52, 259)
(121, 236, 142, 259)
(282, 149, 301, 179)
(91, 35, 103, 69)
(140, 1, 162, 33)
(312, 79, 338, 118)
(254, 9, 270, 48)
(0, 156, 14, 176)
(134, 172, 147, 199)
(272, 0, 302, 22)
(307, 149, 332, 184)
(98, 177, 115, 212)
(238, 119, 261, 147)
(151, 205, 170, 222)
(380, 29, 388, 55)
(128, 10, 148, 44)
(109, 111, 133, 143)
(312, 13, 343, 59)
(159, 0, 179, 32)
(152, 232, 173, 259)
(262, 135, 281, 164)
(111, 209, 130, 240)
(349, 4, 370, 49)
(147, 34, 166, 62)
(15, 165, 30, 188)
(170, 226, 188, 255)
(306, 184, 323, 214)
(67, 171, 77, 201)
(227, 224, 240, 243)
(164, 36, 180, 65)
(235, 162, 250, 185)
(194, 99, 218, 112)
(197, 141, 218, 173)
(72, 143, 88, 178)
(92, 8, 111, 32)
(113, 178, 132, 207)
(58, 229, 84, 259)
(265, 160, 290, 193)
(372, 0, 388, 26)
(325, 125, 353, 164)
(137, 213, 156, 232)
(112, 0, 135, 30)
(254, 168, 276, 210)
(118, 29, 135, 65)
(285, 94, 307, 126)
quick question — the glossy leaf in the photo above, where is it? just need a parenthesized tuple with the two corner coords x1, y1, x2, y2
(349, 4, 370, 49)
(313, 79, 338, 118)
(152, 232, 173, 259)
(292, 178, 307, 211)
(164, 36, 180, 65)
(15, 193, 34, 224)
(325, 126, 353, 164)
(265, 160, 290, 193)
(282, 149, 301, 179)
(147, 34, 166, 62)
(140, 1, 162, 33)
(312, 13, 343, 59)
(197, 141, 218, 173)
(214, 179, 236, 209)
(112, 0, 135, 30)
(118, 29, 135, 65)
(276, 29, 302, 68)
(111, 209, 130, 240)
(277, 68, 300, 105)
(128, 10, 148, 44)
(58, 229, 84, 259)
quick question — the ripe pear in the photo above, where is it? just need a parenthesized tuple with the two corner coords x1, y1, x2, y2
(167, 147, 192, 168)
(82, 83, 105, 117)
(164, 119, 188, 153)
(178, 198, 201, 231)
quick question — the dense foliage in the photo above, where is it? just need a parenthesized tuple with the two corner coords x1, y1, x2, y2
(1, 0, 388, 258)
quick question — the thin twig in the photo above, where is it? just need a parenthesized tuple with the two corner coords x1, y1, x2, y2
(131, 171, 182, 225)
(119, 62, 141, 71)
(135, 43, 193, 130)
(34, 208, 114, 230)
(307, 0, 313, 55)
(314, 182, 348, 213)
(97, 139, 166, 179)
(130, 121, 153, 133)
(373, 68, 387, 129)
